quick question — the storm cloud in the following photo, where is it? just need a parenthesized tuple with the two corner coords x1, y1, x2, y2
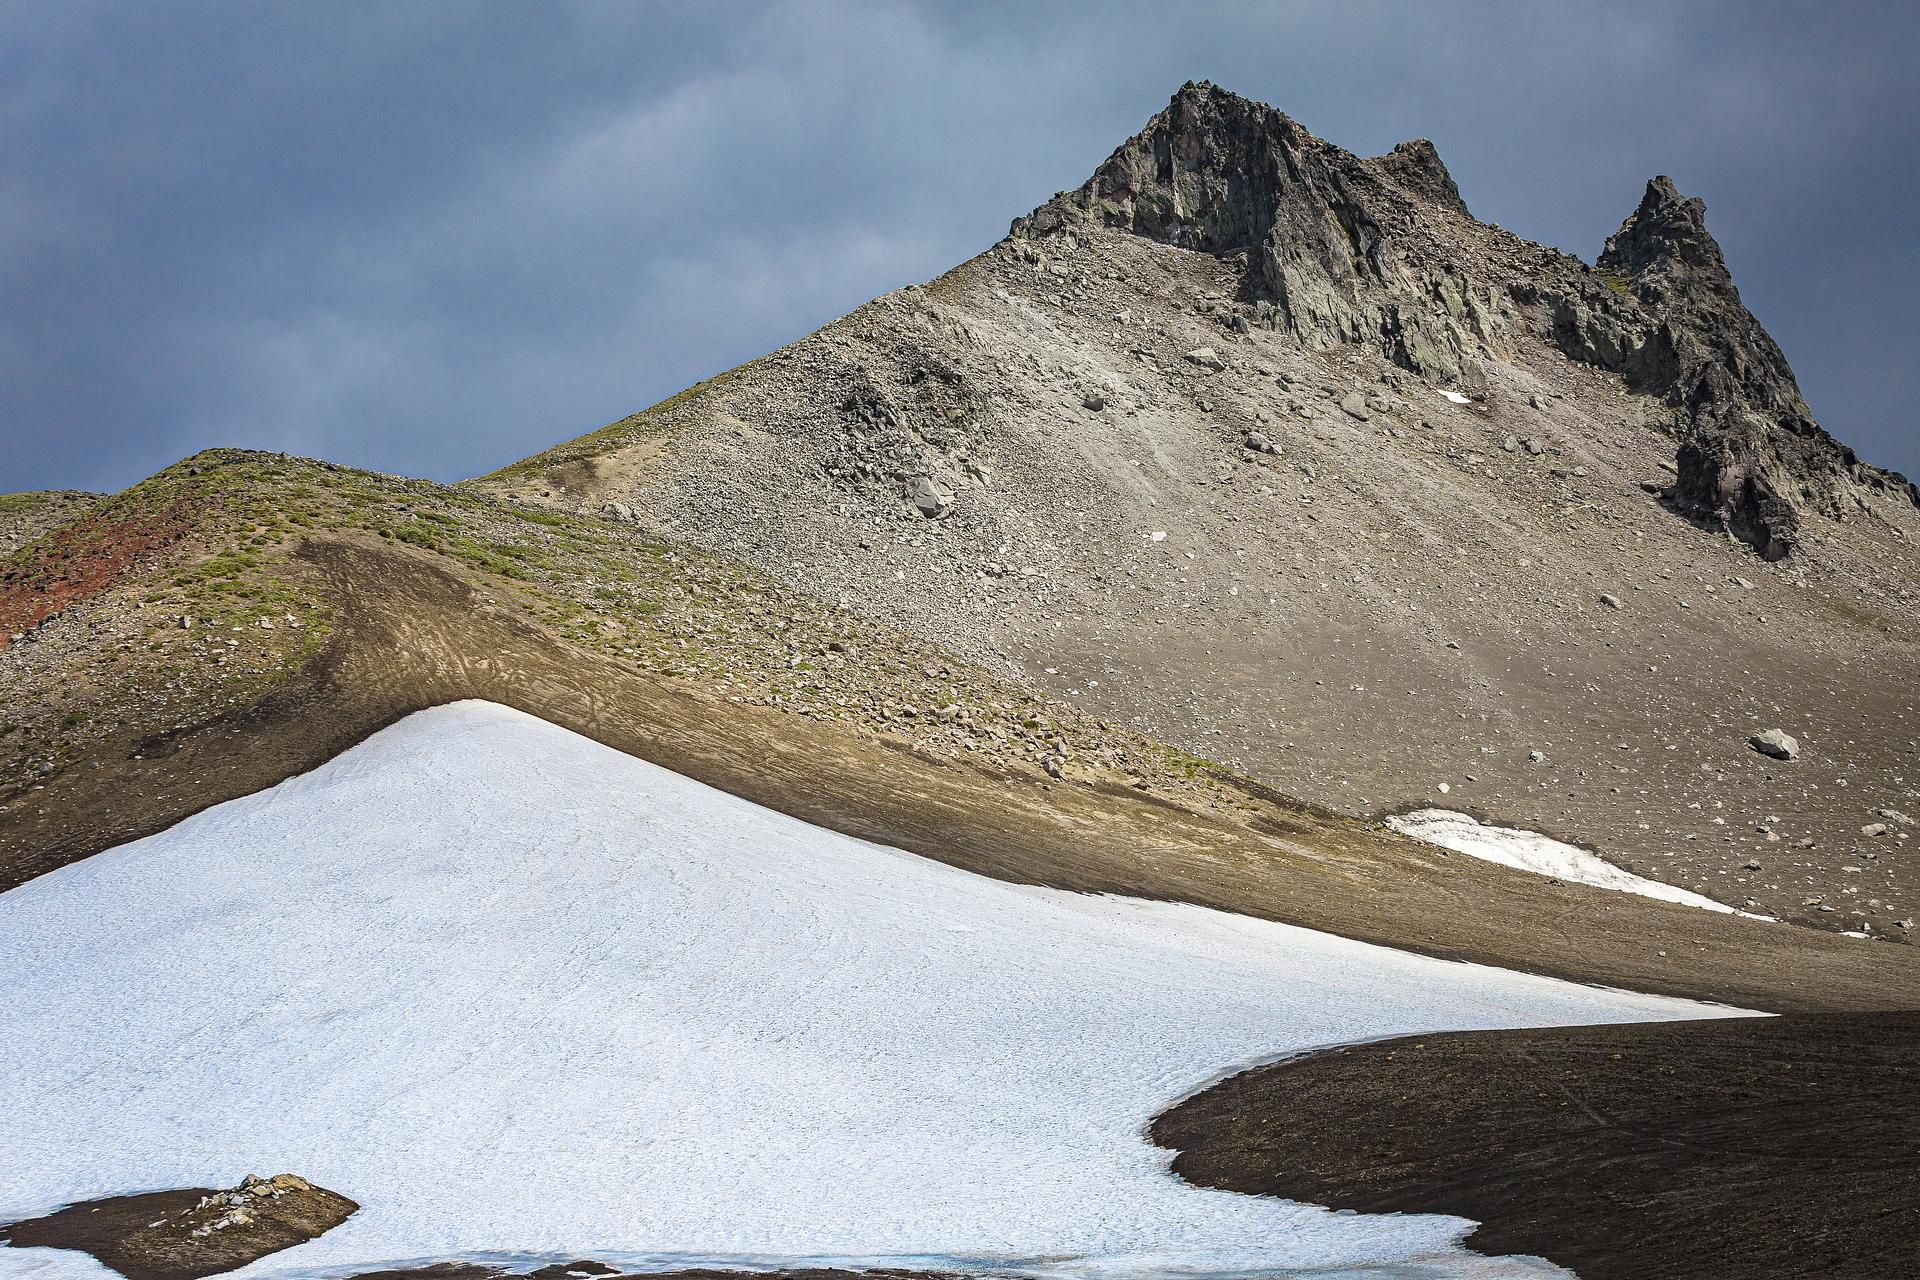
(3, 0, 1916, 493)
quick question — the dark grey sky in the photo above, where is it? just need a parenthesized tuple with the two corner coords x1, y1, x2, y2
(4, 0, 1916, 494)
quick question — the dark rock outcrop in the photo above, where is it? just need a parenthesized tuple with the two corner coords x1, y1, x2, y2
(1016, 81, 1513, 389)
(1017, 81, 1910, 558)
(1580, 177, 1874, 559)
(2, 1174, 357, 1280)
(1373, 138, 1472, 217)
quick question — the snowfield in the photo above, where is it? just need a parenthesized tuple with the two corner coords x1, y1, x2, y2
(1387, 808, 1768, 917)
(1, 702, 1752, 1280)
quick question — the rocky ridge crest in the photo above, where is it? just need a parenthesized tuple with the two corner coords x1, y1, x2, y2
(1018, 81, 1913, 558)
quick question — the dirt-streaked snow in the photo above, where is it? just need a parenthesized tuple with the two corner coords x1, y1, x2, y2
(1, 702, 1750, 1280)
(1387, 808, 1762, 916)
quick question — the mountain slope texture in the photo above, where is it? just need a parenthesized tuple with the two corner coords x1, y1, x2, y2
(2, 80, 1917, 1280)
(475, 81, 1920, 940)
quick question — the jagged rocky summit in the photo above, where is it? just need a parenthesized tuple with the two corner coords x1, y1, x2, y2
(1017, 80, 1914, 559)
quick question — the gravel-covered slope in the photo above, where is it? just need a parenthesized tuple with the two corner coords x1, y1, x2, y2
(0, 492, 102, 558)
(11, 449, 1908, 1019)
(476, 85, 1920, 939)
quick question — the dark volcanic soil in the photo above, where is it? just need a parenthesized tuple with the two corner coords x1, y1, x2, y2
(1152, 1010, 1920, 1280)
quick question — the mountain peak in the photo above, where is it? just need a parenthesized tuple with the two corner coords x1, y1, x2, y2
(1373, 138, 1471, 216)
(1583, 174, 1877, 558)
(1015, 82, 1488, 386)
(1012, 84, 1912, 557)
(1601, 177, 1727, 281)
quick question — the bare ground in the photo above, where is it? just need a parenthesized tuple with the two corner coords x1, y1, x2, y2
(489, 222, 1920, 938)
(5, 534, 1915, 1015)
(1152, 1010, 1920, 1280)
(2, 1178, 356, 1280)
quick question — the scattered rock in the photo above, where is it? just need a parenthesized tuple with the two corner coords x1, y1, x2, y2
(1749, 729, 1800, 761)
(1245, 431, 1279, 455)
(1081, 391, 1108, 412)
(906, 477, 952, 518)
(1, 1174, 357, 1280)
(1184, 346, 1226, 371)
(1599, 593, 1622, 609)
(1339, 392, 1372, 421)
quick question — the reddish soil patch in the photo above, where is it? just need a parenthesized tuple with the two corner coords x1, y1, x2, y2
(0, 500, 196, 640)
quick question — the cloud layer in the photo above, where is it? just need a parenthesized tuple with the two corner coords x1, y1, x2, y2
(4, 0, 1916, 493)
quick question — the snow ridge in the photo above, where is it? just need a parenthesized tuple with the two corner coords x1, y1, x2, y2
(1, 703, 1748, 1280)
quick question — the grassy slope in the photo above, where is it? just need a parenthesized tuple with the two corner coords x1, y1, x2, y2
(0, 490, 104, 552)
(1, 448, 1232, 840)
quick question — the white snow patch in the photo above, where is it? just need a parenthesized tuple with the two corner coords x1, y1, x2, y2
(1388, 808, 1772, 919)
(1438, 390, 1472, 405)
(1, 703, 1753, 1280)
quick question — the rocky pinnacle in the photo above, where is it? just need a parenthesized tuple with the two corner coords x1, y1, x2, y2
(1016, 81, 1914, 559)
(1589, 176, 1908, 559)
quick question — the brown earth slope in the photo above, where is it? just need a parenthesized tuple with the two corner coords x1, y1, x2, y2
(1, 452, 1914, 1013)
(1154, 1010, 1920, 1280)
(475, 82, 1920, 939)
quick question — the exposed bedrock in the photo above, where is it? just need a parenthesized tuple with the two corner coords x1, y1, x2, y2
(1018, 80, 1913, 557)
(1, 1175, 356, 1280)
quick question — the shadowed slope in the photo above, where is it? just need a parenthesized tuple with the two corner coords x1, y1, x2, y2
(1153, 1010, 1920, 1280)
